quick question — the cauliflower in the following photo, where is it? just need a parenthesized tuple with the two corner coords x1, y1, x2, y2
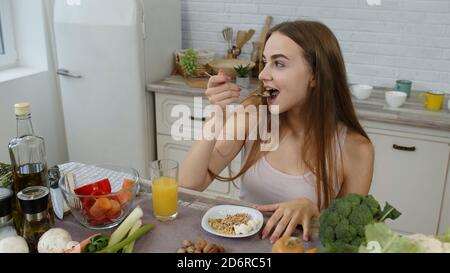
(405, 234, 445, 253)
(38, 228, 72, 253)
(366, 241, 382, 253)
(319, 193, 401, 253)
(360, 223, 450, 253)
(0, 236, 29, 253)
(443, 243, 450, 253)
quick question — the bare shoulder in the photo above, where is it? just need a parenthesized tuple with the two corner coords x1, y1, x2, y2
(343, 129, 374, 162)
(339, 129, 375, 196)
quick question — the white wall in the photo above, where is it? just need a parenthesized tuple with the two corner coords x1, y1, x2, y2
(181, 0, 450, 92)
(0, 0, 68, 166)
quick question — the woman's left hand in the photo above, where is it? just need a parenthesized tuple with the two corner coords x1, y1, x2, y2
(254, 198, 319, 243)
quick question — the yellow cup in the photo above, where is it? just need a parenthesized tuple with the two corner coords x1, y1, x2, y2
(150, 159, 179, 222)
(419, 91, 445, 111)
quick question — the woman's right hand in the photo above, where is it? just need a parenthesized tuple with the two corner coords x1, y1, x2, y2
(205, 69, 241, 109)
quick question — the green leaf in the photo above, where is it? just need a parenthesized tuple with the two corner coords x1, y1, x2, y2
(0, 162, 13, 189)
(359, 223, 421, 253)
(385, 237, 421, 253)
(364, 223, 396, 247)
(180, 48, 198, 77)
(378, 202, 401, 222)
(233, 64, 251, 77)
(438, 228, 450, 243)
(83, 235, 110, 253)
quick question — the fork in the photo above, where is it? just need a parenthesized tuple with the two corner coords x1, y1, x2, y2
(251, 87, 271, 98)
(203, 72, 269, 98)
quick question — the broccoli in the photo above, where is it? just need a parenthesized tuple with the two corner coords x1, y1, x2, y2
(318, 193, 401, 253)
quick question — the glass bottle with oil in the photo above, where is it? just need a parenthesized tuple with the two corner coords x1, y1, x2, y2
(8, 103, 54, 235)
(17, 186, 52, 253)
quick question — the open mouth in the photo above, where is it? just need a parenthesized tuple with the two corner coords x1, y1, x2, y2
(264, 87, 280, 103)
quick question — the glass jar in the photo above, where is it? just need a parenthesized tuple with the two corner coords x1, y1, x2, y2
(0, 188, 17, 241)
(17, 186, 52, 253)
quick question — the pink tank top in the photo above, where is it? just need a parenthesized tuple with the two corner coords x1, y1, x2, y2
(239, 124, 348, 207)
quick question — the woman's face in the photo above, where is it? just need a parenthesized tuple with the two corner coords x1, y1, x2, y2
(259, 32, 315, 114)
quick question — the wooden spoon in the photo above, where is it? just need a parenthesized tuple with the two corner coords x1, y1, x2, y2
(258, 16, 273, 73)
(236, 29, 256, 50)
(236, 30, 247, 50)
(245, 29, 255, 44)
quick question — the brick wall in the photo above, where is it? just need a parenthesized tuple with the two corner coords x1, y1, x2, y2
(181, 0, 450, 92)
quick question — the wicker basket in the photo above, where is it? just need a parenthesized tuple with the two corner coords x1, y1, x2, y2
(175, 49, 215, 78)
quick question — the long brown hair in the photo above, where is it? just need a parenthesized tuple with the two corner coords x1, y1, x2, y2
(209, 20, 369, 210)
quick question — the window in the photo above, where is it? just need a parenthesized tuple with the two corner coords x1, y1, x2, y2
(0, 0, 17, 69)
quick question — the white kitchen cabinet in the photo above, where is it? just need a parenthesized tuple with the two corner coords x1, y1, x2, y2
(362, 121, 450, 235)
(155, 93, 241, 199)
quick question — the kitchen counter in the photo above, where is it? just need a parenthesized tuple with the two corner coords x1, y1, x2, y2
(56, 185, 320, 253)
(147, 75, 450, 131)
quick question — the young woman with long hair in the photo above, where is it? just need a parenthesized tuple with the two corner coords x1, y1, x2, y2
(179, 20, 374, 243)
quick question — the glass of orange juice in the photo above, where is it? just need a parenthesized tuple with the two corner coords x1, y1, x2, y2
(150, 159, 179, 221)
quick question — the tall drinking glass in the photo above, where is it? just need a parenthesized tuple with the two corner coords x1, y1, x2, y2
(150, 159, 179, 222)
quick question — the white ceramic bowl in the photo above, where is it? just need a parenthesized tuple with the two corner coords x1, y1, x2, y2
(385, 91, 407, 108)
(351, 84, 373, 100)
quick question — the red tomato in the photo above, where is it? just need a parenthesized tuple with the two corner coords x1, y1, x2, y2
(81, 197, 96, 214)
(106, 199, 122, 220)
(74, 178, 112, 196)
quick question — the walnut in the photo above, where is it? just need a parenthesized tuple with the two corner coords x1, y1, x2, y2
(178, 239, 225, 254)
(182, 240, 193, 247)
(177, 247, 187, 253)
(216, 245, 225, 253)
(203, 243, 218, 253)
(195, 239, 207, 252)
(186, 246, 195, 253)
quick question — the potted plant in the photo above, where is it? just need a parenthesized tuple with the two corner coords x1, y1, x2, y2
(234, 64, 252, 88)
(179, 48, 198, 77)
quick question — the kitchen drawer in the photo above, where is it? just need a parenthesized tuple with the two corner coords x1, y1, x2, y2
(155, 93, 208, 137)
(157, 134, 241, 199)
(368, 132, 449, 234)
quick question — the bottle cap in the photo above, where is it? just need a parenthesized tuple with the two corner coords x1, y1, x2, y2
(0, 188, 13, 218)
(14, 102, 31, 116)
(17, 186, 49, 215)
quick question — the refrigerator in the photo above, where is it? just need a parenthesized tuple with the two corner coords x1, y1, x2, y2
(53, 0, 181, 177)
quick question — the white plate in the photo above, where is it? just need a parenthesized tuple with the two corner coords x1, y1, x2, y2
(201, 205, 264, 238)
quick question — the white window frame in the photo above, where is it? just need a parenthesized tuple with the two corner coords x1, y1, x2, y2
(0, 0, 17, 69)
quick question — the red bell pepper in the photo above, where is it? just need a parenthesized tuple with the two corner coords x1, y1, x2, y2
(74, 178, 112, 196)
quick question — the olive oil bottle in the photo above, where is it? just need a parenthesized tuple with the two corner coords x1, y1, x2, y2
(8, 103, 54, 235)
